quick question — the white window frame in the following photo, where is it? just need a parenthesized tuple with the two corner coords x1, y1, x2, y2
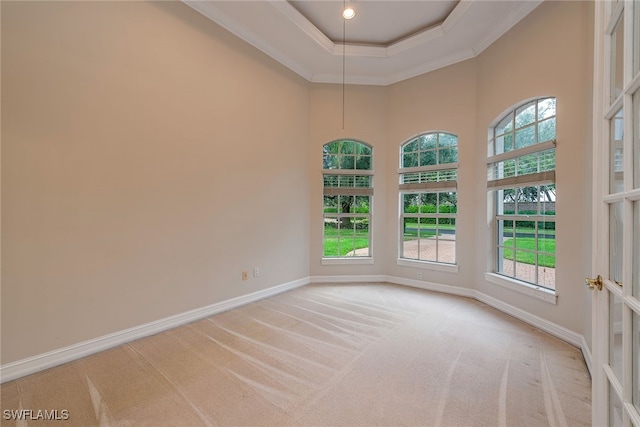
(487, 97, 558, 299)
(322, 139, 373, 264)
(398, 132, 458, 272)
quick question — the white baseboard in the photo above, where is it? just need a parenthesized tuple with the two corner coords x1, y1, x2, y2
(386, 276, 476, 298)
(1, 275, 589, 384)
(310, 274, 387, 283)
(474, 290, 583, 348)
(0, 277, 310, 384)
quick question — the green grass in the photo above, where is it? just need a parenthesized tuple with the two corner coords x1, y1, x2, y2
(502, 237, 556, 268)
(323, 226, 370, 257)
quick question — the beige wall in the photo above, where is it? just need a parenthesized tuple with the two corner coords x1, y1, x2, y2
(473, 0, 594, 334)
(309, 84, 388, 276)
(386, 59, 478, 288)
(1, 1, 310, 363)
(2, 0, 594, 367)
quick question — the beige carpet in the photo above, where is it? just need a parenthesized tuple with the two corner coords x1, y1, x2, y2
(1, 283, 591, 426)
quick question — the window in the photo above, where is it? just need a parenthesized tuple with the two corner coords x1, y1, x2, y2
(322, 140, 373, 260)
(488, 97, 556, 290)
(399, 132, 458, 265)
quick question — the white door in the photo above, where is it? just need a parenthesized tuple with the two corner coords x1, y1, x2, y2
(590, 1, 640, 425)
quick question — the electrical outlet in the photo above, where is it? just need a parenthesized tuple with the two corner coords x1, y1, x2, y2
(417, 272, 423, 280)
(242, 271, 248, 281)
(254, 267, 260, 277)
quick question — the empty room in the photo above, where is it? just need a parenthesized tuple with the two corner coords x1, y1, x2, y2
(2, 0, 639, 425)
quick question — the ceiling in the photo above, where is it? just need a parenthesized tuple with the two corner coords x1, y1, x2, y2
(183, 0, 542, 86)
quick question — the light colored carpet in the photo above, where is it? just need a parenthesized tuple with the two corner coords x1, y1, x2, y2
(0, 283, 591, 426)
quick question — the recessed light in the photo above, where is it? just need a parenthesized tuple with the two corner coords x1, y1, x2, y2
(342, 7, 355, 20)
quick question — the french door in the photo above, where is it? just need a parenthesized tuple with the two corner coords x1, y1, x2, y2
(590, 0, 640, 425)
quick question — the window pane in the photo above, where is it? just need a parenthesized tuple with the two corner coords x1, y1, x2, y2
(359, 145, 372, 156)
(340, 155, 355, 169)
(515, 125, 536, 149)
(610, 202, 624, 284)
(421, 134, 437, 150)
(496, 113, 513, 137)
(517, 154, 540, 175)
(438, 148, 458, 164)
(355, 155, 371, 170)
(340, 140, 354, 154)
(634, 200, 640, 298)
(403, 139, 418, 153)
(610, 107, 624, 193)
(403, 153, 418, 168)
(611, 15, 624, 104)
(323, 195, 337, 212)
(540, 185, 556, 214)
(498, 220, 515, 246)
(515, 102, 536, 128)
(436, 218, 456, 264)
(420, 150, 437, 166)
(537, 97, 556, 120)
(609, 382, 624, 427)
(609, 292, 623, 383)
(324, 154, 338, 169)
(635, 0, 640, 75)
(538, 117, 556, 142)
(438, 133, 457, 147)
(634, 311, 640, 414)
(634, 90, 640, 188)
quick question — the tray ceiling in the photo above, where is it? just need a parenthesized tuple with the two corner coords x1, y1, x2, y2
(183, 0, 542, 86)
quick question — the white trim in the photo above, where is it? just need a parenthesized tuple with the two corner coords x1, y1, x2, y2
(1, 276, 589, 385)
(396, 258, 459, 274)
(182, 1, 313, 81)
(485, 272, 557, 304)
(387, 276, 474, 298)
(399, 163, 459, 174)
(321, 257, 374, 265)
(310, 275, 387, 284)
(474, 290, 581, 347)
(581, 335, 593, 379)
(486, 139, 556, 164)
(0, 277, 310, 384)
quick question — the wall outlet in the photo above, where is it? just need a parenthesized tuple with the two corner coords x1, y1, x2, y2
(242, 271, 248, 281)
(253, 267, 260, 277)
(417, 272, 423, 280)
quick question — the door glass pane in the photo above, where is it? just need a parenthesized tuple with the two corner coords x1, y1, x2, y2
(635, 201, 640, 298)
(634, 311, 640, 414)
(610, 202, 624, 284)
(611, 15, 624, 104)
(635, 0, 640, 75)
(610, 383, 624, 427)
(610, 108, 624, 193)
(634, 90, 640, 189)
(610, 292, 623, 382)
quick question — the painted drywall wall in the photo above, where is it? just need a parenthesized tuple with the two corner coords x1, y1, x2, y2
(473, 0, 594, 335)
(309, 84, 389, 277)
(1, 1, 310, 364)
(386, 59, 478, 289)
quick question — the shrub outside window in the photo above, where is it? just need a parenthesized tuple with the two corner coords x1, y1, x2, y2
(488, 97, 556, 289)
(323, 140, 372, 258)
(399, 132, 458, 264)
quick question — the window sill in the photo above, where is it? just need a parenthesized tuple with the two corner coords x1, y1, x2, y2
(484, 273, 557, 305)
(322, 257, 374, 265)
(397, 259, 459, 273)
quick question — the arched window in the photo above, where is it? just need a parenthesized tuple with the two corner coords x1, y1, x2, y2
(399, 132, 458, 265)
(488, 97, 556, 290)
(322, 140, 373, 259)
